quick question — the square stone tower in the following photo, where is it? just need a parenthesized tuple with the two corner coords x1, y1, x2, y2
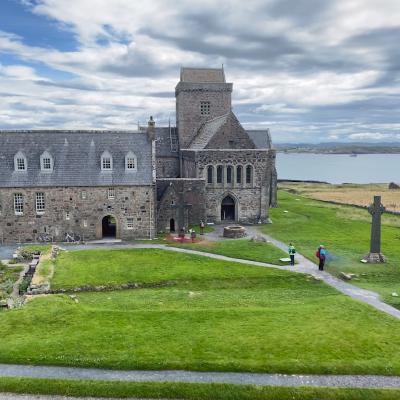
(175, 67, 233, 148)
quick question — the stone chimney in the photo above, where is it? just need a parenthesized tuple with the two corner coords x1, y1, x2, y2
(147, 116, 156, 141)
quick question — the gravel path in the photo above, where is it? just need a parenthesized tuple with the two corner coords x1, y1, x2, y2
(0, 363, 400, 389)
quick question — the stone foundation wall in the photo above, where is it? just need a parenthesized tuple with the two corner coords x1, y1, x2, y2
(0, 185, 155, 243)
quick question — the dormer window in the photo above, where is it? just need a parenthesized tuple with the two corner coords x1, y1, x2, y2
(14, 151, 27, 172)
(40, 151, 53, 172)
(101, 151, 113, 171)
(125, 151, 137, 172)
(200, 101, 210, 115)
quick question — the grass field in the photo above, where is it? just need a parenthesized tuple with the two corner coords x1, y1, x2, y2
(169, 238, 288, 265)
(0, 248, 400, 374)
(280, 182, 400, 214)
(262, 191, 400, 308)
(1, 377, 400, 400)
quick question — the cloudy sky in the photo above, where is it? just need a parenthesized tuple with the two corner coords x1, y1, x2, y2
(1, 0, 400, 143)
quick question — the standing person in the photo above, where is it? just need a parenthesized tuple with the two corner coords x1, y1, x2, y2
(288, 243, 296, 266)
(316, 245, 326, 271)
(199, 220, 205, 235)
(190, 229, 196, 243)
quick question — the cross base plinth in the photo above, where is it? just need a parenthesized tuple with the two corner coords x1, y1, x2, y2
(362, 252, 386, 263)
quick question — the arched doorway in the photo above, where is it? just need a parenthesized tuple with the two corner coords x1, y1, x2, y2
(102, 215, 116, 238)
(169, 218, 176, 232)
(221, 195, 236, 221)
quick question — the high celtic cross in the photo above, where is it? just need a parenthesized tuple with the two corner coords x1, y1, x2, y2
(171, 189, 192, 232)
(364, 195, 386, 263)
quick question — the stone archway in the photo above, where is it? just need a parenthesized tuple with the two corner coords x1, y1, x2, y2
(102, 215, 117, 238)
(221, 195, 236, 221)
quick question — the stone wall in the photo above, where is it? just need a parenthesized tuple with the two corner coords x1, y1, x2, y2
(0, 185, 156, 243)
(181, 149, 276, 223)
(156, 178, 206, 233)
(175, 82, 232, 148)
(156, 156, 180, 178)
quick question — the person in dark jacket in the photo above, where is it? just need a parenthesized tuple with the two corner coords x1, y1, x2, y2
(316, 245, 327, 271)
(288, 243, 296, 266)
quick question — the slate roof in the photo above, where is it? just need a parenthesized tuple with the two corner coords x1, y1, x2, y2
(180, 67, 225, 83)
(0, 130, 153, 188)
(247, 129, 272, 149)
(188, 112, 272, 150)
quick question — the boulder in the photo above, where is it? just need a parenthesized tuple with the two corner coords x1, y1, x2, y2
(389, 182, 400, 189)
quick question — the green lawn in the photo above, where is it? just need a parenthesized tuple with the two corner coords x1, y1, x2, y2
(1, 377, 400, 400)
(0, 248, 400, 374)
(169, 238, 288, 265)
(262, 191, 400, 308)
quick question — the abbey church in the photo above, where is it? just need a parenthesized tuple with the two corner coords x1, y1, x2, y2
(0, 67, 277, 243)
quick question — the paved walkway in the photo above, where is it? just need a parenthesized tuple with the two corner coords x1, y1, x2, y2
(1, 363, 400, 389)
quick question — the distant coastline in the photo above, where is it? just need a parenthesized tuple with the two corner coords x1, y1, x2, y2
(275, 142, 400, 154)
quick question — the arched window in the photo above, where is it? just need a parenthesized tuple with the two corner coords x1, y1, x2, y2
(40, 151, 53, 172)
(226, 165, 233, 184)
(217, 165, 223, 184)
(246, 165, 253, 184)
(125, 151, 137, 172)
(207, 166, 213, 184)
(14, 151, 27, 172)
(236, 165, 242, 184)
(101, 151, 113, 171)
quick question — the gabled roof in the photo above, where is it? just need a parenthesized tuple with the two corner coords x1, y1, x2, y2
(189, 114, 230, 150)
(247, 129, 272, 149)
(0, 130, 153, 188)
(180, 67, 225, 83)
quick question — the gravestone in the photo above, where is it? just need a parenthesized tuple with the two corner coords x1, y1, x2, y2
(363, 195, 386, 263)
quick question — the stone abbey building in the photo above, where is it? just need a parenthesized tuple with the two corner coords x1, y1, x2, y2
(0, 67, 277, 243)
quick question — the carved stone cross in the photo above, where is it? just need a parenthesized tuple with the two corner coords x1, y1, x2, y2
(364, 195, 386, 263)
(171, 189, 192, 232)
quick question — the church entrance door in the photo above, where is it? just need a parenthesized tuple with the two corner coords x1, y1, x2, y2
(170, 218, 176, 232)
(102, 215, 116, 238)
(221, 195, 236, 221)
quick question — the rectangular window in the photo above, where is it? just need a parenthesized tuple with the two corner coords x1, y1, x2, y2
(126, 158, 135, 170)
(36, 192, 45, 213)
(102, 158, 111, 170)
(16, 158, 26, 171)
(246, 166, 252, 184)
(81, 190, 87, 200)
(42, 158, 51, 170)
(127, 217, 134, 229)
(83, 219, 88, 228)
(200, 101, 210, 115)
(108, 188, 115, 200)
(236, 166, 242, 184)
(14, 193, 23, 214)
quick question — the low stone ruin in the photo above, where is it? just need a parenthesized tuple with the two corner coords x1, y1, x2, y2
(223, 225, 247, 238)
(389, 182, 400, 190)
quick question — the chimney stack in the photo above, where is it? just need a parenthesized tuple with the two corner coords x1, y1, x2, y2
(147, 116, 156, 141)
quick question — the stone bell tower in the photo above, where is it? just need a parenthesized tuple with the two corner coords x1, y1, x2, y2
(175, 67, 232, 148)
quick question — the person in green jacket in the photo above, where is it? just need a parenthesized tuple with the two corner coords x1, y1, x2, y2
(288, 243, 296, 266)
